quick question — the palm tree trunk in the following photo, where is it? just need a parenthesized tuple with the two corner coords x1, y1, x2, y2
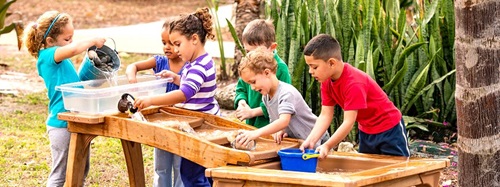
(232, 0, 262, 78)
(455, 0, 500, 186)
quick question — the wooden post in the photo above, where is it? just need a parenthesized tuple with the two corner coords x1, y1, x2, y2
(121, 140, 146, 187)
(64, 133, 96, 187)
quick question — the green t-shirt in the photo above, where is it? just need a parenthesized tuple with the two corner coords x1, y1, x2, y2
(234, 52, 291, 128)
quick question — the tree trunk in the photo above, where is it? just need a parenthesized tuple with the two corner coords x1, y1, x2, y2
(455, 0, 500, 186)
(232, 0, 262, 79)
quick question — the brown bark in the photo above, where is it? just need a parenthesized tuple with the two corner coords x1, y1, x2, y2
(455, 0, 500, 186)
(233, 0, 262, 79)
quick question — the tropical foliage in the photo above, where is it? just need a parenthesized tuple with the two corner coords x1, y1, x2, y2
(206, 0, 229, 80)
(0, 0, 23, 50)
(259, 0, 456, 141)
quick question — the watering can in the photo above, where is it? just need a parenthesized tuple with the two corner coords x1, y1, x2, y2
(78, 38, 121, 81)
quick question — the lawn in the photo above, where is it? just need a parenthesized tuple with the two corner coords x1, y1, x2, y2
(0, 51, 156, 186)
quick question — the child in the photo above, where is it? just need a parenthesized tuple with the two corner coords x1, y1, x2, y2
(133, 7, 219, 187)
(125, 18, 185, 187)
(234, 19, 291, 128)
(234, 47, 329, 148)
(299, 34, 410, 158)
(23, 11, 106, 186)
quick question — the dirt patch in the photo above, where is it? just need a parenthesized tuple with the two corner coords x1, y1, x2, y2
(1, 0, 237, 101)
(6, 0, 232, 29)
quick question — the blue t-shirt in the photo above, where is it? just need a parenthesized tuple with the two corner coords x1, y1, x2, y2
(37, 47, 80, 128)
(152, 55, 186, 93)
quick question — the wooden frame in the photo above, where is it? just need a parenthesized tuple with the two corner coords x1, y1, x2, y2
(58, 106, 299, 187)
(206, 152, 449, 187)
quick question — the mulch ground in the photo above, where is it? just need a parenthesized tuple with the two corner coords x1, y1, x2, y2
(6, 0, 231, 29)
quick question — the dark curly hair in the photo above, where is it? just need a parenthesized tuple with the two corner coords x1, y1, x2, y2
(169, 7, 215, 44)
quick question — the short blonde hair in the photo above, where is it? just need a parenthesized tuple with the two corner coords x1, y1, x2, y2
(238, 47, 277, 75)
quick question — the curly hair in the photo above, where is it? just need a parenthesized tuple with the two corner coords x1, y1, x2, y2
(169, 7, 215, 44)
(162, 16, 179, 31)
(23, 11, 72, 58)
(238, 47, 277, 75)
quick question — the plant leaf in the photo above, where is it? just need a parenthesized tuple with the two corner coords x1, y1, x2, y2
(226, 18, 245, 56)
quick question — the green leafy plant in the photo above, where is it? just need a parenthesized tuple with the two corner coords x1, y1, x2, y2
(226, 18, 246, 57)
(267, 0, 456, 141)
(0, 0, 23, 50)
(206, 0, 229, 80)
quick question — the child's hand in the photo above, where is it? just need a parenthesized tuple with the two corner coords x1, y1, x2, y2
(93, 37, 106, 48)
(155, 70, 179, 83)
(272, 130, 288, 144)
(299, 139, 316, 152)
(235, 130, 259, 147)
(235, 102, 252, 121)
(155, 70, 176, 78)
(315, 144, 331, 159)
(237, 100, 247, 107)
(133, 97, 152, 109)
(128, 77, 138, 84)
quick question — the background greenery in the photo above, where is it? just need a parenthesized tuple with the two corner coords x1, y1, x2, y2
(264, 0, 456, 142)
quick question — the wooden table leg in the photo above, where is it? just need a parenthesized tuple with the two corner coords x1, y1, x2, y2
(65, 133, 96, 187)
(121, 139, 146, 187)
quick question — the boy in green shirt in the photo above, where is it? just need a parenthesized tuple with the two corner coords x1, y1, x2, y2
(234, 19, 292, 128)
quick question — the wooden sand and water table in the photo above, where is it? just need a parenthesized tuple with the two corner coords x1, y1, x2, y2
(58, 106, 449, 187)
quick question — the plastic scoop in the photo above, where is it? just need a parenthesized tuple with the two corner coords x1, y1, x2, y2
(302, 153, 320, 160)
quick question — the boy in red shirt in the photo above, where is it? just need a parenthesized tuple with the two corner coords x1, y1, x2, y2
(299, 34, 410, 158)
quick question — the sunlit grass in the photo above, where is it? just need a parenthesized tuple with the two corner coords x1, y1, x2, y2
(0, 48, 234, 186)
(0, 92, 154, 186)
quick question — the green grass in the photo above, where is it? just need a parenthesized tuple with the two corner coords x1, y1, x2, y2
(0, 48, 235, 186)
(0, 92, 155, 186)
(0, 51, 156, 186)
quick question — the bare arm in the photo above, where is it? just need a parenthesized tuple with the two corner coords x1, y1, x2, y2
(54, 37, 106, 62)
(236, 113, 292, 146)
(126, 57, 156, 83)
(300, 105, 334, 150)
(134, 90, 186, 109)
(155, 71, 181, 85)
(236, 104, 264, 121)
(321, 110, 357, 151)
(250, 107, 264, 118)
(255, 113, 291, 137)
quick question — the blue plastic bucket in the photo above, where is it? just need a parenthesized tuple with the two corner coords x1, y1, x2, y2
(277, 148, 318, 173)
(78, 39, 120, 81)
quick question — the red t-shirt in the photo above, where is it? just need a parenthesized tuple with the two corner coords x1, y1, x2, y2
(321, 63, 402, 134)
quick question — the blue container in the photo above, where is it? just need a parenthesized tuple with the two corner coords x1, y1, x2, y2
(78, 39, 120, 81)
(277, 148, 318, 173)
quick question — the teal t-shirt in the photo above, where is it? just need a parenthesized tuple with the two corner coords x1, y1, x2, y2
(37, 47, 80, 128)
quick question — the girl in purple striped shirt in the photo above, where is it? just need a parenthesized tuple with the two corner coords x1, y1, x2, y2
(134, 7, 219, 187)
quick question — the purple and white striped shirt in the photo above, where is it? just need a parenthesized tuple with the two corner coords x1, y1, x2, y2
(175, 53, 220, 115)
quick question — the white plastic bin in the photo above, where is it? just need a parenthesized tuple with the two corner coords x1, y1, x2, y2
(56, 75, 172, 114)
